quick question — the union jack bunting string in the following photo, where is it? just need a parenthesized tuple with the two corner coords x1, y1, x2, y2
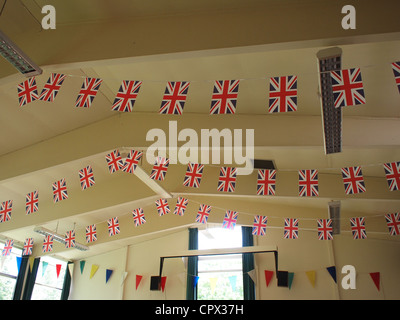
(252, 215, 268, 236)
(159, 81, 190, 115)
(341, 166, 366, 195)
(350, 217, 367, 240)
(122, 149, 143, 174)
(86, 224, 97, 243)
(105, 149, 124, 173)
(217, 167, 237, 193)
(385, 213, 400, 236)
(257, 169, 276, 196)
(42, 235, 54, 253)
(150, 156, 170, 181)
(107, 217, 120, 236)
(210, 80, 240, 114)
(383, 161, 400, 191)
(52, 179, 68, 203)
(330, 68, 366, 108)
(391, 61, 400, 93)
(155, 198, 170, 216)
(268, 75, 297, 113)
(174, 197, 188, 216)
(284, 218, 299, 239)
(79, 165, 95, 190)
(39, 73, 66, 102)
(195, 204, 211, 224)
(298, 169, 319, 197)
(2, 239, 13, 256)
(317, 219, 333, 240)
(23, 238, 34, 256)
(26, 191, 39, 215)
(0, 200, 13, 223)
(65, 230, 76, 248)
(183, 162, 204, 188)
(75, 77, 103, 108)
(17, 77, 39, 107)
(112, 80, 142, 112)
(222, 210, 238, 230)
(132, 208, 146, 226)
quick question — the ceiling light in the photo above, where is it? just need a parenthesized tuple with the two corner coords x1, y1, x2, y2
(34, 226, 89, 251)
(0, 30, 42, 77)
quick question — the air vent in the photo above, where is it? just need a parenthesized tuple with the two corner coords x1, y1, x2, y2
(328, 201, 341, 235)
(253, 159, 276, 170)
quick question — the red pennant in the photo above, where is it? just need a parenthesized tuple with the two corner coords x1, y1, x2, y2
(369, 272, 380, 291)
(161, 276, 167, 292)
(136, 275, 143, 290)
(56, 264, 62, 278)
(264, 270, 274, 287)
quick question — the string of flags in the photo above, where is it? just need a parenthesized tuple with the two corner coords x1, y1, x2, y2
(15, 62, 400, 113)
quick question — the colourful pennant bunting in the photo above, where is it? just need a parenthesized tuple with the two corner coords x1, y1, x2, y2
(90, 264, 99, 279)
(136, 274, 143, 290)
(369, 272, 380, 291)
(326, 266, 337, 283)
(306, 270, 316, 287)
(106, 269, 113, 283)
(264, 270, 274, 287)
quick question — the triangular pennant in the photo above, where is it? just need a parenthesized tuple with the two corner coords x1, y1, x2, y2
(28, 256, 35, 272)
(306, 270, 316, 287)
(90, 264, 99, 279)
(277, 271, 288, 287)
(209, 277, 218, 294)
(106, 269, 113, 283)
(288, 272, 294, 289)
(264, 270, 274, 287)
(16, 257, 22, 273)
(326, 266, 337, 283)
(42, 261, 48, 277)
(56, 264, 62, 278)
(68, 263, 74, 278)
(121, 271, 128, 286)
(161, 276, 167, 292)
(193, 275, 200, 288)
(369, 272, 380, 291)
(136, 274, 143, 290)
(80, 260, 86, 274)
(228, 275, 237, 291)
(247, 269, 257, 284)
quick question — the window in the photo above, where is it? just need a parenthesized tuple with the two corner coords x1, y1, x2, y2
(31, 256, 67, 300)
(0, 242, 22, 300)
(197, 226, 243, 300)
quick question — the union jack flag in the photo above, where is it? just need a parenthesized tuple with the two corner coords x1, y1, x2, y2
(257, 169, 276, 196)
(217, 167, 237, 193)
(183, 162, 204, 188)
(0, 200, 13, 223)
(330, 68, 366, 108)
(52, 179, 68, 203)
(122, 149, 143, 174)
(86, 224, 97, 243)
(150, 156, 169, 181)
(75, 77, 103, 108)
(383, 161, 400, 191)
(350, 217, 367, 239)
(112, 80, 142, 112)
(317, 219, 333, 240)
(174, 197, 188, 216)
(252, 215, 268, 236)
(391, 62, 400, 93)
(341, 166, 366, 195)
(26, 191, 39, 215)
(132, 208, 146, 226)
(209, 80, 240, 114)
(39, 73, 66, 102)
(107, 217, 120, 236)
(155, 198, 170, 216)
(299, 169, 319, 197)
(223, 210, 238, 230)
(268, 75, 297, 113)
(2, 239, 13, 256)
(65, 230, 76, 248)
(42, 235, 54, 253)
(105, 149, 124, 173)
(284, 218, 299, 239)
(195, 204, 211, 224)
(159, 81, 190, 115)
(17, 77, 39, 107)
(385, 212, 400, 236)
(23, 238, 34, 256)
(79, 165, 95, 190)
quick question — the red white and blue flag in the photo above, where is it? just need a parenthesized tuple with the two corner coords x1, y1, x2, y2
(174, 197, 188, 216)
(155, 198, 170, 216)
(17, 77, 39, 107)
(268, 75, 297, 113)
(252, 215, 268, 236)
(107, 217, 120, 236)
(385, 212, 400, 236)
(112, 80, 142, 112)
(217, 167, 237, 193)
(159, 81, 190, 114)
(150, 156, 169, 181)
(2, 239, 13, 256)
(75, 77, 103, 108)
(391, 61, 400, 93)
(317, 219, 333, 240)
(86, 224, 97, 243)
(383, 161, 400, 191)
(26, 191, 39, 215)
(330, 68, 365, 108)
(284, 218, 299, 239)
(65, 230, 76, 248)
(350, 217, 367, 239)
(105, 149, 124, 173)
(341, 166, 366, 195)
(132, 208, 146, 226)
(79, 165, 95, 190)
(122, 149, 143, 174)
(39, 73, 66, 102)
(0, 200, 13, 223)
(52, 179, 68, 203)
(195, 204, 211, 224)
(210, 80, 240, 114)
(299, 169, 319, 197)
(257, 169, 276, 196)
(183, 162, 204, 188)
(223, 210, 238, 230)
(42, 235, 54, 253)
(23, 238, 34, 256)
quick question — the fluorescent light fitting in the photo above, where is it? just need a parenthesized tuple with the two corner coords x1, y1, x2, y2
(34, 226, 89, 251)
(0, 30, 42, 77)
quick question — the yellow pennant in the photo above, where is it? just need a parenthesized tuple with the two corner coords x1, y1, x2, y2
(90, 264, 99, 279)
(306, 270, 316, 287)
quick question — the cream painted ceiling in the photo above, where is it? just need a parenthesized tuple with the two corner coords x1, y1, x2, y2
(0, 0, 399, 260)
